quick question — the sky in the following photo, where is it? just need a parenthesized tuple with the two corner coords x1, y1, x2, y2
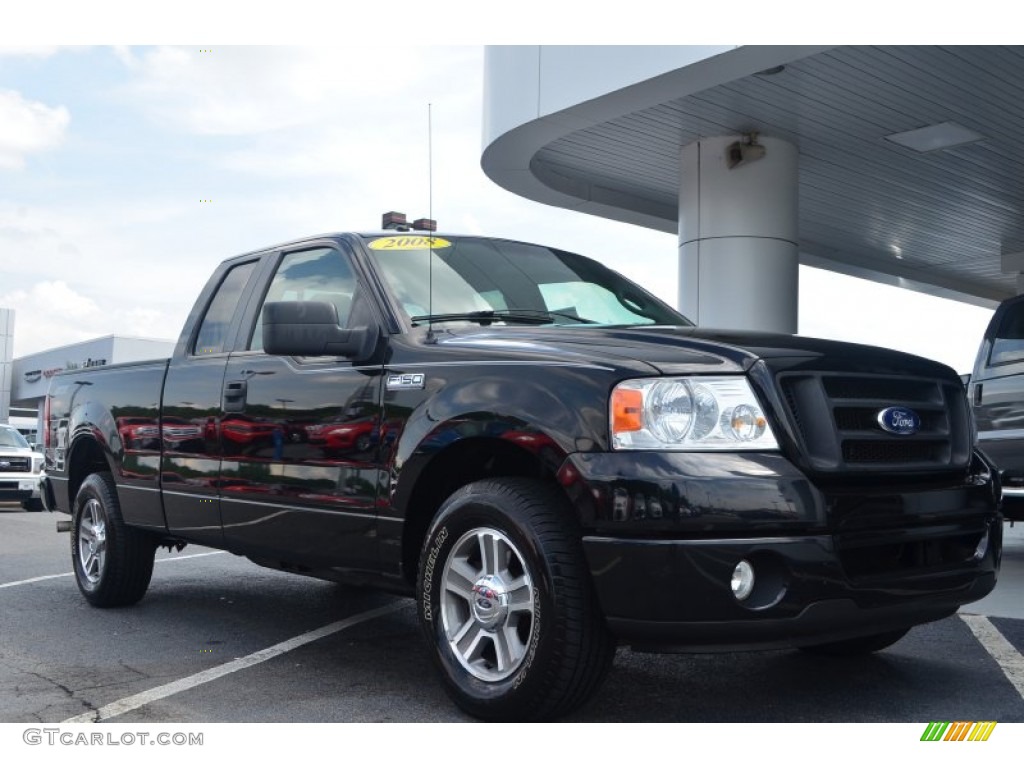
(0, 42, 998, 374)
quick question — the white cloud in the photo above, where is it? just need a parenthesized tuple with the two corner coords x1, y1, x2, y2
(0, 89, 69, 169)
(0, 281, 183, 357)
(0, 203, 213, 356)
(118, 46, 478, 137)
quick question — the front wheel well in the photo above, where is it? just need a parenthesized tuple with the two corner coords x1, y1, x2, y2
(400, 437, 569, 584)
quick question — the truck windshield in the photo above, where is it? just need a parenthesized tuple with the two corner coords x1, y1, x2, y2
(0, 426, 30, 449)
(362, 235, 691, 328)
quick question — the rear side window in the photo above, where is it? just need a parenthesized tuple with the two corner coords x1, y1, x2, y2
(193, 261, 258, 356)
(989, 300, 1024, 366)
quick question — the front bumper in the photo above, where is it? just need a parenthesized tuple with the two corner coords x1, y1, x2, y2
(584, 532, 998, 651)
(562, 451, 1001, 651)
(0, 474, 43, 502)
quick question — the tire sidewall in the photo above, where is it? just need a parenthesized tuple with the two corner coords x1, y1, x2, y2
(418, 491, 557, 717)
(71, 475, 112, 599)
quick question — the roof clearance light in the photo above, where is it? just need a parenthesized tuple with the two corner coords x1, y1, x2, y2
(382, 211, 408, 230)
(413, 218, 437, 232)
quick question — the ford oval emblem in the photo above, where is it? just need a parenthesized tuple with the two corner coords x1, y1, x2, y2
(877, 407, 921, 436)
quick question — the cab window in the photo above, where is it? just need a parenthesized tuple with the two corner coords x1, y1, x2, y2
(990, 301, 1024, 366)
(249, 247, 361, 351)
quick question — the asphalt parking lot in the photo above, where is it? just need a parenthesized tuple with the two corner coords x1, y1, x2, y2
(2, 502, 1022, 723)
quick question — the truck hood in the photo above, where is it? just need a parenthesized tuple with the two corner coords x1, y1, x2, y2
(0, 446, 37, 456)
(437, 325, 958, 379)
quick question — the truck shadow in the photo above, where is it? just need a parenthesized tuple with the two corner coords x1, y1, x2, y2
(572, 616, 1024, 722)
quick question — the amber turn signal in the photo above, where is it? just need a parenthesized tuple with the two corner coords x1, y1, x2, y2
(612, 388, 643, 433)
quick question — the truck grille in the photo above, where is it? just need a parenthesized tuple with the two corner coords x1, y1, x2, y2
(777, 373, 970, 474)
(0, 457, 31, 473)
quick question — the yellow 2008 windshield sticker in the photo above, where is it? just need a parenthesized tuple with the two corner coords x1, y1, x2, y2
(368, 236, 451, 251)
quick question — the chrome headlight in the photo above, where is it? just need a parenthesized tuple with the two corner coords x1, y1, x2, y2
(31, 455, 44, 474)
(611, 376, 779, 451)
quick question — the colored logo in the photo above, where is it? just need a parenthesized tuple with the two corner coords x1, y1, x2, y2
(920, 721, 996, 741)
(877, 407, 921, 435)
(473, 584, 496, 610)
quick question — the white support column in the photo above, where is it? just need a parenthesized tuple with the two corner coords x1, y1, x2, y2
(678, 136, 799, 333)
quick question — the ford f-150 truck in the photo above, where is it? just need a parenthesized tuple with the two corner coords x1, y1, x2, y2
(0, 423, 45, 510)
(41, 229, 1001, 720)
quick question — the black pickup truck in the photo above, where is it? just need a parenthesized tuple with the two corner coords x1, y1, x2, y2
(42, 229, 1001, 720)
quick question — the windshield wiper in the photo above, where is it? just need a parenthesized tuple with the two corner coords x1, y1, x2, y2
(410, 309, 597, 327)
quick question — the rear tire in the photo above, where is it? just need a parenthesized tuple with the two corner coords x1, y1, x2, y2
(799, 628, 910, 656)
(416, 478, 615, 721)
(71, 472, 156, 607)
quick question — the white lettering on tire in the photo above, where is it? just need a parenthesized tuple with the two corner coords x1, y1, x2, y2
(512, 589, 541, 690)
(421, 526, 448, 623)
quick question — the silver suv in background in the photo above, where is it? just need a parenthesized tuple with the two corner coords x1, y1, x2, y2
(0, 424, 44, 511)
(971, 293, 1024, 521)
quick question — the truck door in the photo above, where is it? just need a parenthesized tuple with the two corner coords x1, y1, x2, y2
(161, 257, 262, 548)
(219, 244, 385, 572)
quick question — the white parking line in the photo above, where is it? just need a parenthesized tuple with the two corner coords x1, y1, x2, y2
(0, 551, 226, 590)
(63, 602, 406, 723)
(0, 571, 74, 590)
(960, 613, 1024, 700)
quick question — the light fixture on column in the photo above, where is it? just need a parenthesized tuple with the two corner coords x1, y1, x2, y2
(726, 132, 766, 170)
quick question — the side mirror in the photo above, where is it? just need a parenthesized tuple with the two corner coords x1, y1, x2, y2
(263, 301, 379, 360)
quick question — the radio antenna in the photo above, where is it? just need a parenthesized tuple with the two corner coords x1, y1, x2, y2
(426, 103, 436, 343)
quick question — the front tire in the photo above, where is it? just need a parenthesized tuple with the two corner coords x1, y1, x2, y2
(20, 498, 44, 512)
(417, 478, 614, 721)
(71, 472, 156, 607)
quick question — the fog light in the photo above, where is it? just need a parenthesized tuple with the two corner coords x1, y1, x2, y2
(974, 530, 989, 561)
(731, 560, 755, 601)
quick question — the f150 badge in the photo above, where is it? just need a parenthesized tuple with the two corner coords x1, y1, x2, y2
(387, 372, 425, 391)
(877, 407, 921, 435)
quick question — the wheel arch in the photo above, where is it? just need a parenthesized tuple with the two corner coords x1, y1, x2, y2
(396, 429, 577, 585)
(67, 432, 116, 512)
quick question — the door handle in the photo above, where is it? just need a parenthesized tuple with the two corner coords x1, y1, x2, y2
(223, 380, 248, 413)
(974, 383, 983, 407)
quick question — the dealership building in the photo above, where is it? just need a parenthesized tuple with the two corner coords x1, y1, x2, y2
(481, 46, 1023, 330)
(0, 310, 174, 445)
